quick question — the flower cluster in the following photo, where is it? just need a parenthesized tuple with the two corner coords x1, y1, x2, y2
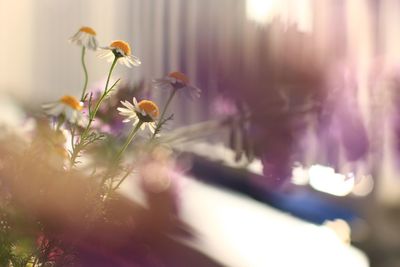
(0, 26, 203, 267)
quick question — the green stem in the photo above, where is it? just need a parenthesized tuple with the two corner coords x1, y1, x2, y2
(90, 57, 118, 122)
(80, 47, 89, 101)
(82, 56, 118, 138)
(70, 57, 118, 167)
(114, 121, 143, 164)
(101, 121, 143, 187)
(152, 88, 177, 139)
(112, 167, 133, 191)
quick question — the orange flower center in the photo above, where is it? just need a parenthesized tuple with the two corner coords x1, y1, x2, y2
(168, 71, 189, 85)
(79, 26, 96, 36)
(138, 100, 159, 119)
(110, 40, 131, 56)
(60, 95, 83, 111)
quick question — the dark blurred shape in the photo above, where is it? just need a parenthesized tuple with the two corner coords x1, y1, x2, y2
(187, 152, 358, 224)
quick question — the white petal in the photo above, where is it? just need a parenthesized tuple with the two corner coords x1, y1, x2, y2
(41, 102, 57, 110)
(117, 107, 131, 113)
(132, 118, 139, 125)
(152, 78, 168, 84)
(43, 103, 63, 117)
(154, 83, 173, 91)
(188, 85, 201, 99)
(119, 111, 133, 117)
(65, 108, 74, 121)
(148, 123, 156, 133)
(69, 31, 85, 45)
(117, 107, 128, 112)
(129, 55, 141, 66)
(152, 78, 174, 91)
(128, 115, 137, 120)
(87, 36, 98, 51)
(121, 57, 133, 68)
(120, 100, 135, 111)
(98, 49, 113, 59)
(167, 77, 177, 84)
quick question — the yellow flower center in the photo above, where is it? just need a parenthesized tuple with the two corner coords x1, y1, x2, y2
(60, 95, 83, 111)
(79, 26, 96, 36)
(110, 40, 131, 56)
(138, 100, 159, 119)
(168, 71, 189, 85)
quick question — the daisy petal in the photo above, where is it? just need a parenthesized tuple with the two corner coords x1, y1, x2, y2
(130, 55, 141, 66)
(120, 100, 135, 110)
(120, 57, 132, 68)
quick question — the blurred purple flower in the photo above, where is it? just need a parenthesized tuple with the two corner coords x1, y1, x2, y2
(214, 21, 369, 184)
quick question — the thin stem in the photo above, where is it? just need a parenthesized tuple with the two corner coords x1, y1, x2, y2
(70, 57, 119, 167)
(86, 56, 118, 132)
(80, 47, 89, 101)
(69, 141, 82, 168)
(112, 167, 133, 191)
(101, 121, 143, 187)
(114, 121, 143, 164)
(152, 88, 177, 139)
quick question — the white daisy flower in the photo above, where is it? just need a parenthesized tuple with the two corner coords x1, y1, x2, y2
(99, 40, 141, 68)
(69, 26, 99, 51)
(153, 71, 201, 99)
(42, 95, 84, 124)
(117, 97, 159, 133)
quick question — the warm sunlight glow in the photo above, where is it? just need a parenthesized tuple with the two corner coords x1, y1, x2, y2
(245, 0, 313, 32)
(291, 164, 309, 185)
(246, 0, 275, 24)
(309, 165, 355, 197)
